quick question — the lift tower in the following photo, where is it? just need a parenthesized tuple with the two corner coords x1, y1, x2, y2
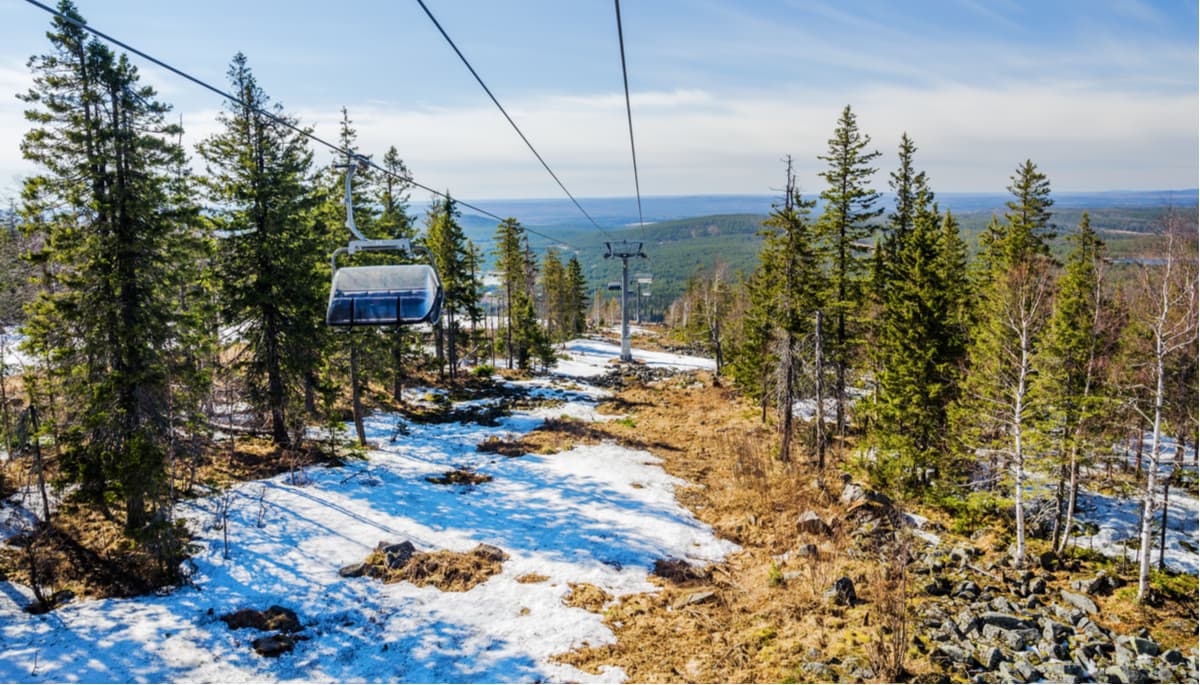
(604, 240, 646, 362)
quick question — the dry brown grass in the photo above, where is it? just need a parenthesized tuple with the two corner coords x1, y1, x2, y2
(515, 572, 549, 584)
(355, 544, 509, 593)
(552, 376, 895, 682)
(563, 582, 612, 613)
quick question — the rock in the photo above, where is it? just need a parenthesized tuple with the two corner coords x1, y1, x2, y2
(824, 576, 857, 606)
(956, 608, 980, 635)
(377, 541, 417, 569)
(982, 623, 1038, 651)
(1132, 637, 1160, 657)
(220, 606, 302, 633)
(1103, 664, 1150, 683)
(796, 543, 819, 559)
(1040, 661, 1086, 683)
(924, 576, 951, 596)
(978, 611, 1037, 632)
(797, 510, 832, 536)
(1060, 589, 1098, 614)
(932, 644, 978, 668)
(251, 633, 295, 657)
(1162, 648, 1186, 665)
(1027, 577, 1046, 595)
(1043, 620, 1074, 643)
(470, 543, 508, 562)
(679, 590, 715, 607)
(989, 596, 1017, 613)
(1023, 595, 1041, 610)
(979, 645, 1006, 670)
(1013, 658, 1043, 683)
(840, 481, 866, 505)
(954, 580, 981, 599)
(1039, 550, 1058, 571)
(338, 563, 367, 578)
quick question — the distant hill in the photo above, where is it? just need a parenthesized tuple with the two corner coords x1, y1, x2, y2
(421, 192, 1197, 319)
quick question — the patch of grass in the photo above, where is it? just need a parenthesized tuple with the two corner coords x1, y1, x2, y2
(614, 417, 636, 429)
(425, 468, 493, 487)
(767, 562, 784, 588)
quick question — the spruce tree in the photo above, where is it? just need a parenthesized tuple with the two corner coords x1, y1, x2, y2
(493, 218, 525, 368)
(1004, 159, 1055, 261)
(19, 1, 206, 532)
(197, 53, 322, 448)
(425, 194, 473, 378)
(565, 255, 589, 337)
(952, 161, 1058, 568)
(816, 105, 882, 437)
(1033, 212, 1109, 551)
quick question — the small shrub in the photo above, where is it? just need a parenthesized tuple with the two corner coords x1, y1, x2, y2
(767, 562, 784, 587)
(615, 417, 636, 429)
(471, 364, 496, 379)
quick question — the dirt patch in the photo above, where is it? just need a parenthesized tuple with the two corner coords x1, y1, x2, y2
(653, 558, 711, 584)
(563, 582, 612, 613)
(355, 543, 509, 592)
(425, 468, 493, 487)
(516, 573, 550, 584)
(220, 605, 302, 633)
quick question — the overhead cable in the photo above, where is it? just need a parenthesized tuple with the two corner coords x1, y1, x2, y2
(613, 0, 646, 241)
(412, 0, 610, 238)
(20, 0, 578, 251)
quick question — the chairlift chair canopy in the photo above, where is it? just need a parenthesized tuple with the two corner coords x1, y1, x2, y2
(326, 263, 443, 327)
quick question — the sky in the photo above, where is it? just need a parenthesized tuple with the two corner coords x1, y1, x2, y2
(0, 0, 1196, 206)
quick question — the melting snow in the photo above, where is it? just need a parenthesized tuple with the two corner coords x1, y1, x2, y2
(0, 339, 735, 683)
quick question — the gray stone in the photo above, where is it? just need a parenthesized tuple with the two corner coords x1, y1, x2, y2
(1162, 648, 1186, 665)
(1029, 577, 1047, 595)
(840, 482, 865, 505)
(978, 611, 1037, 631)
(1060, 589, 1098, 614)
(982, 623, 1038, 651)
(954, 580, 981, 599)
(1044, 620, 1074, 643)
(924, 576, 951, 596)
(1013, 658, 1042, 683)
(1103, 664, 1150, 683)
(1040, 661, 1086, 683)
(979, 645, 1006, 670)
(1132, 636, 1160, 657)
(338, 562, 367, 578)
(989, 596, 1016, 613)
(797, 510, 832, 536)
(1023, 595, 1041, 610)
(679, 590, 715, 607)
(796, 543, 819, 559)
(932, 643, 978, 668)
(824, 576, 857, 606)
(956, 608, 980, 635)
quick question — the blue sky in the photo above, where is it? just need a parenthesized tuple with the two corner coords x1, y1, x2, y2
(0, 0, 1196, 202)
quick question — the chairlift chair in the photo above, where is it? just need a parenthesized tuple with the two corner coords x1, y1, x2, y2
(326, 154, 444, 327)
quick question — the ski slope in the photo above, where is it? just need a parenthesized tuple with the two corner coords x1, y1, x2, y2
(0, 340, 735, 683)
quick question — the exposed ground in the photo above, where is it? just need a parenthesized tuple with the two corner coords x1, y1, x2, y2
(546, 367, 1200, 683)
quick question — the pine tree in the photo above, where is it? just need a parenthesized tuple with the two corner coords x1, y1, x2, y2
(19, 1, 207, 533)
(816, 105, 882, 437)
(197, 52, 322, 448)
(540, 249, 569, 343)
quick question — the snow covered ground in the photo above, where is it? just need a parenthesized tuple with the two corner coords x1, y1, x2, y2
(552, 338, 714, 378)
(0, 340, 735, 683)
(1, 327, 34, 371)
(1069, 437, 1199, 574)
